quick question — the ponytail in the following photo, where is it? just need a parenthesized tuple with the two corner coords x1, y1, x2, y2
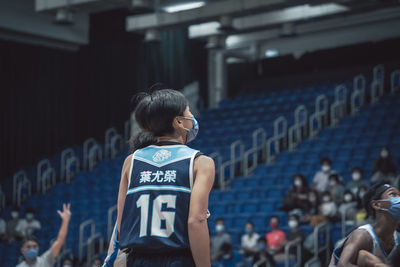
(128, 131, 158, 152)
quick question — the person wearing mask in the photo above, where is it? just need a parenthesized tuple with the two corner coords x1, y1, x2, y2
(218, 243, 245, 267)
(371, 147, 397, 183)
(265, 216, 286, 259)
(339, 190, 358, 222)
(92, 257, 102, 267)
(17, 204, 71, 267)
(301, 190, 320, 224)
(281, 174, 310, 212)
(7, 207, 23, 242)
(252, 237, 275, 267)
(329, 174, 345, 205)
(240, 221, 260, 259)
(346, 167, 369, 196)
(355, 186, 369, 224)
(275, 215, 305, 262)
(329, 183, 400, 266)
(62, 258, 74, 267)
(211, 218, 232, 261)
(320, 191, 339, 222)
(313, 158, 335, 193)
(16, 208, 41, 238)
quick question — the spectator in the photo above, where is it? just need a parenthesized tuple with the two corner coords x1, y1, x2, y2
(275, 215, 305, 262)
(355, 186, 369, 224)
(211, 218, 232, 261)
(313, 158, 336, 193)
(16, 208, 41, 238)
(240, 221, 260, 259)
(218, 243, 245, 267)
(338, 190, 358, 221)
(62, 258, 74, 267)
(320, 191, 338, 222)
(265, 216, 286, 258)
(328, 174, 345, 204)
(17, 204, 71, 267)
(252, 237, 275, 267)
(0, 216, 6, 241)
(7, 206, 22, 242)
(346, 167, 369, 196)
(281, 174, 310, 212)
(92, 257, 102, 267)
(371, 147, 397, 183)
(300, 190, 320, 224)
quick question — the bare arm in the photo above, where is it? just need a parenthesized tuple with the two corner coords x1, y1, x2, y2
(117, 155, 132, 234)
(337, 230, 372, 267)
(188, 155, 215, 267)
(51, 204, 71, 258)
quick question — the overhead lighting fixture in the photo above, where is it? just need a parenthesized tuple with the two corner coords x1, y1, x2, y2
(54, 8, 74, 25)
(265, 49, 279, 58)
(189, 21, 220, 38)
(164, 1, 205, 13)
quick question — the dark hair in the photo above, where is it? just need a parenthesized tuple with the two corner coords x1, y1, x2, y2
(246, 221, 254, 227)
(258, 237, 267, 243)
(320, 157, 332, 165)
(289, 214, 299, 221)
(343, 189, 355, 201)
(128, 131, 158, 152)
(220, 242, 232, 254)
(22, 236, 39, 246)
(363, 181, 391, 218)
(294, 174, 308, 187)
(270, 216, 279, 223)
(329, 173, 340, 183)
(216, 218, 225, 223)
(352, 167, 363, 173)
(25, 207, 35, 214)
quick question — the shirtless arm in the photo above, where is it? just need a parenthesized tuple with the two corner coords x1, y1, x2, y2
(337, 230, 372, 267)
(117, 155, 132, 233)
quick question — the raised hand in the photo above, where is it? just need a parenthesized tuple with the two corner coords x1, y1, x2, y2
(57, 203, 71, 221)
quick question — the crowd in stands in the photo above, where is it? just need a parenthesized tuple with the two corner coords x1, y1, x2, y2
(209, 146, 399, 267)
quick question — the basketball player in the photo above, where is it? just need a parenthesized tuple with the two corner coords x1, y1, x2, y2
(330, 182, 400, 266)
(105, 89, 214, 267)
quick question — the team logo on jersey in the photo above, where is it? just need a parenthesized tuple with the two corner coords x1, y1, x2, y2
(152, 149, 172, 162)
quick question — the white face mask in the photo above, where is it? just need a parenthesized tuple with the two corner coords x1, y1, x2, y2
(381, 150, 389, 158)
(329, 180, 337, 187)
(359, 191, 366, 199)
(11, 211, 19, 219)
(352, 172, 361, 181)
(344, 194, 352, 202)
(322, 165, 331, 172)
(294, 179, 302, 186)
(63, 265, 73, 267)
(323, 196, 331, 202)
(26, 213, 34, 220)
(216, 224, 225, 233)
(321, 203, 335, 216)
(288, 220, 298, 229)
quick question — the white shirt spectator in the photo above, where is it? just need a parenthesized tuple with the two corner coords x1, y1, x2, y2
(241, 232, 260, 250)
(313, 169, 335, 193)
(17, 249, 55, 267)
(16, 219, 41, 237)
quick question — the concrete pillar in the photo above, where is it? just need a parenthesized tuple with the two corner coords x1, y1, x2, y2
(208, 49, 227, 108)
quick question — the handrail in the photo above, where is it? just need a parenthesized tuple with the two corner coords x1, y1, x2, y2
(218, 140, 244, 190)
(88, 144, 103, 170)
(284, 238, 302, 267)
(16, 177, 31, 206)
(340, 203, 357, 238)
(110, 134, 124, 159)
(83, 138, 96, 170)
(304, 256, 319, 267)
(371, 64, 385, 104)
(309, 95, 328, 138)
(373, 64, 385, 87)
(391, 69, 400, 93)
(107, 205, 117, 240)
(351, 87, 365, 115)
(60, 148, 75, 179)
(79, 219, 96, 261)
(55, 249, 73, 267)
(243, 128, 267, 176)
(87, 233, 104, 265)
(41, 167, 56, 194)
(330, 84, 347, 127)
(37, 159, 52, 192)
(288, 105, 308, 151)
(13, 170, 27, 205)
(267, 116, 287, 163)
(124, 119, 131, 141)
(105, 128, 118, 159)
(313, 222, 330, 266)
(65, 156, 80, 183)
(353, 74, 366, 93)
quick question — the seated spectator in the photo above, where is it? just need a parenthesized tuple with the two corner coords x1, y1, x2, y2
(346, 167, 369, 196)
(338, 190, 358, 221)
(320, 191, 339, 222)
(7, 206, 23, 242)
(281, 174, 310, 212)
(240, 221, 260, 259)
(252, 237, 275, 267)
(355, 186, 369, 224)
(62, 258, 74, 267)
(218, 243, 245, 267)
(265, 216, 286, 258)
(211, 218, 232, 261)
(328, 174, 345, 204)
(300, 190, 320, 224)
(371, 146, 397, 183)
(275, 215, 305, 262)
(16, 208, 41, 238)
(17, 204, 71, 267)
(0, 216, 6, 241)
(92, 257, 103, 267)
(313, 157, 336, 193)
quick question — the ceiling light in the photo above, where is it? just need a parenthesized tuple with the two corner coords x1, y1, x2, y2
(54, 8, 74, 25)
(265, 49, 279, 58)
(164, 1, 205, 13)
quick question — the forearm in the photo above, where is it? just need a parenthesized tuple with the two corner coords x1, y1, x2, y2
(56, 219, 70, 243)
(188, 218, 211, 267)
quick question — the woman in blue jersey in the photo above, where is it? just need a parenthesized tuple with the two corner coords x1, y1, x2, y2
(115, 89, 214, 267)
(329, 182, 400, 267)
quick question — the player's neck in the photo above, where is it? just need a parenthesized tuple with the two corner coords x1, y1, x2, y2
(157, 135, 184, 144)
(373, 214, 397, 241)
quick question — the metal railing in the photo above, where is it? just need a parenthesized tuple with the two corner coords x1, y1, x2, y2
(124, 119, 131, 141)
(266, 116, 287, 163)
(288, 105, 308, 151)
(111, 134, 124, 159)
(340, 204, 357, 238)
(65, 157, 80, 183)
(87, 233, 104, 265)
(307, 222, 330, 267)
(37, 159, 56, 193)
(107, 205, 117, 240)
(243, 128, 267, 176)
(55, 249, 73, 267)
(41, 167, 56, 194)
(391, 69, 400, 93)
(284, 238, 302, 267)
(13, 170, 31, 205)
(330, 85, 347, 127)
(309, 95, 328, 138)
(351, 74, 366, 115)
(79, 219, 96, 261)
(88, 144, 103, 171)
(83, 138, 99, 170)
(105, 128, 118, 159)
(370, 65, 385, 104)
(219, 140, 244, 190)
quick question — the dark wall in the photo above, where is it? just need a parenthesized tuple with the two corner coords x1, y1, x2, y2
(0, 8, 208, 179)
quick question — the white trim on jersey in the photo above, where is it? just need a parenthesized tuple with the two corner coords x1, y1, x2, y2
(127, 150, 139, 188)
(134, 155, 195, 168)
(189, 151, 197, 190)
(127, 185, 192, 194)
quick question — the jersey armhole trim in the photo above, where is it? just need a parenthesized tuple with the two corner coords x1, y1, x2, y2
(127, 150, 139, 188)
(189, 150, 199, 190)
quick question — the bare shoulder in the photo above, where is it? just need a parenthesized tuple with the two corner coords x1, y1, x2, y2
(122, 154, 133, 172)
(194, 155, 215, 171)
(346, 228, 372, 250)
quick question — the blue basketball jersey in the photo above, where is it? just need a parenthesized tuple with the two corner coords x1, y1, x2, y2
(119, 142, 200, 253)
